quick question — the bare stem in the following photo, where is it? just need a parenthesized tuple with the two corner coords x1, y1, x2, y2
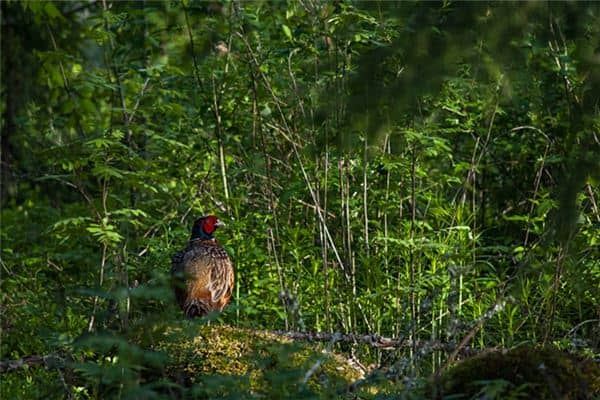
(88, 243, 108, 332)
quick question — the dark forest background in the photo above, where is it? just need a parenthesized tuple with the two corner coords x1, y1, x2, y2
(1, 1, 599, 398)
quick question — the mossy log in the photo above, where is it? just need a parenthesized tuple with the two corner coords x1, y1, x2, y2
(152, 323, 363, 398)
(434, 346, 600, 400)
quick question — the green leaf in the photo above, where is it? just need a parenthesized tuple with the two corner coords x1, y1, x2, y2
(282, 24, 292, 40)
(92, 165, 125, 179)
(43, 2, 62, 19)
(261, 104, 272, 118)
(53, 217, 92, 230)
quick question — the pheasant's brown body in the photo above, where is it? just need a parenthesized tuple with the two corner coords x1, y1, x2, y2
(171, 238, 234, 318)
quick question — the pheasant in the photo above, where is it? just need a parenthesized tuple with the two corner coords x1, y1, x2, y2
(171, 215, 234, 318)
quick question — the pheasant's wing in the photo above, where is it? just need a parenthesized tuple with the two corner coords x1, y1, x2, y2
(207, 246, 234, 307)
(183, 244, 233, 308)
(171, 249, 186, 274)
(171, 248, 188, 308)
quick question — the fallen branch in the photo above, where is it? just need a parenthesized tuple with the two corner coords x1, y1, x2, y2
(274, 330, 404, 349)
(0, 354, 65, 373)
(272, 330, 481, 355)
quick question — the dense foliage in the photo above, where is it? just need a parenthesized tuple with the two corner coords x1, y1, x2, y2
(1, 1, 599, 398)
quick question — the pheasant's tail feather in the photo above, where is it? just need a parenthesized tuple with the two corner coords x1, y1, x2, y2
(184, 299, 211, 319)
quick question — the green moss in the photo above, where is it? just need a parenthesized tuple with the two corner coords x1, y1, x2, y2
(435, 346, 600, 399)
(152, 323, 362, 398)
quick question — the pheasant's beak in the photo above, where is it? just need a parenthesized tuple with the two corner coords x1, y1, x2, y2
(215, 219, 226, 228)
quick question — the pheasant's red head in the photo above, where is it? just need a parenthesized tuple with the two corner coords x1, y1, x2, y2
(191, 215, 223, 240)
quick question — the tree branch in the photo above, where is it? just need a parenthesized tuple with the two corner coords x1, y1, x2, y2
(272, 330, 482, 355)
(0, 354, 65, 373)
